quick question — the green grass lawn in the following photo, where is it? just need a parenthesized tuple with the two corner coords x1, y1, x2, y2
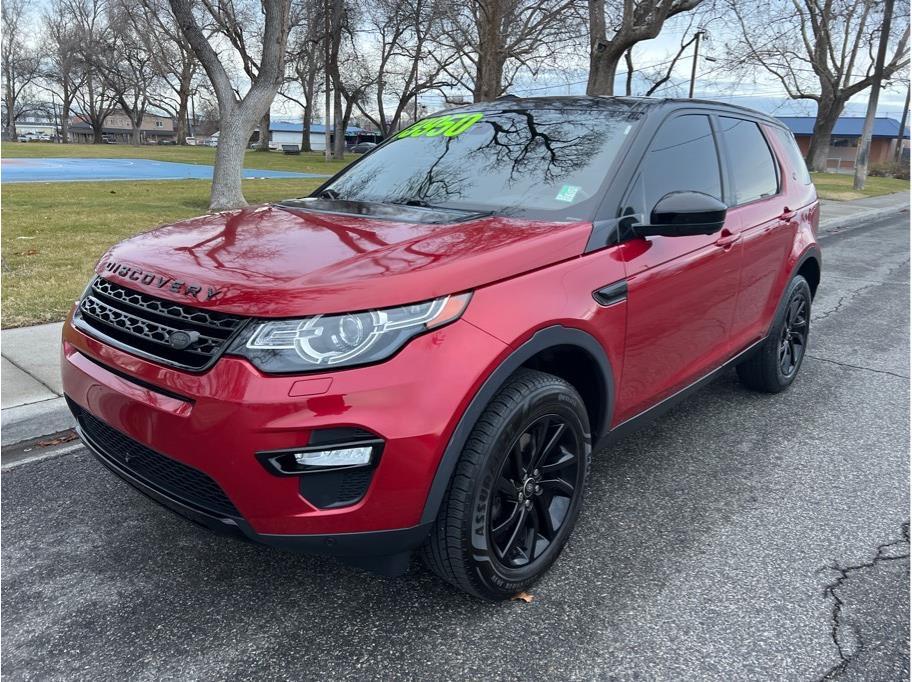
(811, 172, 910, 201)
(1, 141, 351, 175)
(1, 177, 327, 328)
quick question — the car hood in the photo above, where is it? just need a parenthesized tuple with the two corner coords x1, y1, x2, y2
(96, 203, 592, 317)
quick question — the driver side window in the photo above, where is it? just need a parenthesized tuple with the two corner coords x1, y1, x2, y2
(624, 114, 723, 221)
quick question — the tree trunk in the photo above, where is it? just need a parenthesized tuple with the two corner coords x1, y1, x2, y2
(256, 110, 271, 151)
(175, 105, 188, 144)
(92, 121, 104, 143)
(61, 102, 70, 143)
(301, 100, 313, 152)
(131, 122, 142, 145)
(210, 117, 251, 212)
(4, 92, 15, 138)
(332, 86, 345, 159)
(473, 6, 506, 102)
(807, 95, 846, 172)
(176, 90, 190, 145)
(587, 44, 625, 96)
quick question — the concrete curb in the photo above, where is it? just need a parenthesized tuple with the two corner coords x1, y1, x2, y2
(818, 203, 908, 235)
(1, 397, 74, 447)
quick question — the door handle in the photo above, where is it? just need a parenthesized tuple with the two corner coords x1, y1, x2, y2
(779, 207, 797, 221)
(714, 231, 741, 248)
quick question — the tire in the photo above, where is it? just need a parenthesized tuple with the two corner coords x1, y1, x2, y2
(737, 275, 812, 393)
(421, 368, 592, 600)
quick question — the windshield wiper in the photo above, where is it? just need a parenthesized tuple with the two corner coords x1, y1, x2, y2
(390, 198, 433, 207)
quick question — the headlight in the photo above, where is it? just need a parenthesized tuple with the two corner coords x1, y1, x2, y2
(228, 293, 472, 373)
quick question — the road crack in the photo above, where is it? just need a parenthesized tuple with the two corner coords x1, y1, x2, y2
(812, 259, 910, 324)
(818, 523, 910, 680)
(805, 355, 910, 380)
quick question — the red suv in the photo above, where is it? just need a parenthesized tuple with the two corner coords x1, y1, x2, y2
(62, 97, 820, 599)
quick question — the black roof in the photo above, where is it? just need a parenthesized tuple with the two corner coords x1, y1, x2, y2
(446, 95, 787, 128)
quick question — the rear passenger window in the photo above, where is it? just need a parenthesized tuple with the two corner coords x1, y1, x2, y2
(719, 117, 779, 204)
(770, 126, 812, 185)
(624, 114, 722, 219)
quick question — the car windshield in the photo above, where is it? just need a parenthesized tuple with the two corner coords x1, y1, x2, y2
(320, 107, 641, 220)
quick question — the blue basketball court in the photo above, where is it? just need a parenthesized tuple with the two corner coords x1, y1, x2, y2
(2, 158, 329, 183)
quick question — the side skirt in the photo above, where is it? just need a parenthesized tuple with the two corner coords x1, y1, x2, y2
(595, 337, 765, 452)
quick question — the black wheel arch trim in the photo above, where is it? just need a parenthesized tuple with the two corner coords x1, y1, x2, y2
(419, 325, 615, 525)
(767, 245, 821, 336)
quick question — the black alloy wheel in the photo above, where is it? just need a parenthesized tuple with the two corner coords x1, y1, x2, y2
(779, 291, 808, 378)
(489, 414, 580, 568)
(421, 368, 591, 600)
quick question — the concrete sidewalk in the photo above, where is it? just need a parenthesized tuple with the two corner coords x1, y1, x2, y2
(1, 191, 908, 446)
(1, 322, 72, 446)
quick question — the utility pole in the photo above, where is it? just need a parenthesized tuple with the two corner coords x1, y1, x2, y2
(854, 0, 894, 190)
(688, 31, 703, 99)
(323, 0, 331, 161)
(893, 83, 909, 164)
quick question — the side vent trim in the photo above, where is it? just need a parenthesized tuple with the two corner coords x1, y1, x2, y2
(593, 280, 628, 307)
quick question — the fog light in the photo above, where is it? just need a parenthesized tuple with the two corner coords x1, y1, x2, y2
(257, 435, 384, 476)
(293, 446, 373, 467)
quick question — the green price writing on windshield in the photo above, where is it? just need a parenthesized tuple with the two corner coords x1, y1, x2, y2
(395, 113, 484, 139)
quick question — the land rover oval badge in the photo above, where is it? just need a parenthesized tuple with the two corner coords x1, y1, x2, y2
(169, 330, 200, 350)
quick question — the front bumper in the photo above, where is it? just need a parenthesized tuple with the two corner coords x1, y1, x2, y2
(61, 311, 506, 562)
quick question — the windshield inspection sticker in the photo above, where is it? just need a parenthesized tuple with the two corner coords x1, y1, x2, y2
(395, 112, 484, 139)
(555, 185, 581, 203)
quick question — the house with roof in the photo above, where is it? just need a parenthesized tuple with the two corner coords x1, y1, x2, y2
(776, 116, 909, 171)
(263, 120, 380, 151)
(68, 112, 176, 144)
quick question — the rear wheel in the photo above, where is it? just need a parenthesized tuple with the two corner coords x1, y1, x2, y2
(421, 369, 591, 600)
(737, 275, 811, 393)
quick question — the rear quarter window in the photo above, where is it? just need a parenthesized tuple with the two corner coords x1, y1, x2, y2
(719, 117, 779, 205)
(770, 126, 812, 185)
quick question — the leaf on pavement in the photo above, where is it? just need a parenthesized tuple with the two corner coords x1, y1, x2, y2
(511, 591, 534, 603)
(37, 432, 78, 447)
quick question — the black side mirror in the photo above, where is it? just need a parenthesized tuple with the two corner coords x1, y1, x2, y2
(635, 191, 727, 238)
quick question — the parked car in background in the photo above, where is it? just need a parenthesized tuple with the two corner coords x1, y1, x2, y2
(350, 142, 377, 154)
(62, 97, 820, 600)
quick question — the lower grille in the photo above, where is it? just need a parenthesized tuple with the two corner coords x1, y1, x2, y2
(72, 402, 240, 518)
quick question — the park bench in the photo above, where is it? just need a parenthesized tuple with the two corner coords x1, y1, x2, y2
(282, 144, 301, 155)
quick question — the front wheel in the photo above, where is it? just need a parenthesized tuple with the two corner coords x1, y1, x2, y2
(737, 274, 811, 393)
(421, 369, 591, 600)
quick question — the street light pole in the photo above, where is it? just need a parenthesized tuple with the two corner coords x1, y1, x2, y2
(893, 83, 909, 164)
(688, 31, 703, 99)
(853, 0, 894, 190)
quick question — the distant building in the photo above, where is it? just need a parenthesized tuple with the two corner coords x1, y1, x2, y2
(264, 121, 377, 150)
(777, 116, 910, 171)
(69, 112, 176, 144)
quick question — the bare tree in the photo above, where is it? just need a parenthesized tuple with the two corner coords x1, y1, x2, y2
(586, 0, 703, 96)
(134, 0, 201, 144)
(169, 0, 292, 210)
(281, 0, 324, 151)
(2, 0, 44, 138)
(64, 0, 118, 143)
(94, 1, 160, 145)
(438, 0, 581, 102)
(727, 0, 910, 171)
(352, 0, 455, 136)
(44, 0, 86, 142)
(620, 17, 703, 96)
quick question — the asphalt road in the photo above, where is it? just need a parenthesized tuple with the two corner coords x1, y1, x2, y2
(3, 213, 909, 681)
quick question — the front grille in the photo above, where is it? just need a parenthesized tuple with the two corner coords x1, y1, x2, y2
(75, 277, 246, 370)
(72, 402, 240, 518)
